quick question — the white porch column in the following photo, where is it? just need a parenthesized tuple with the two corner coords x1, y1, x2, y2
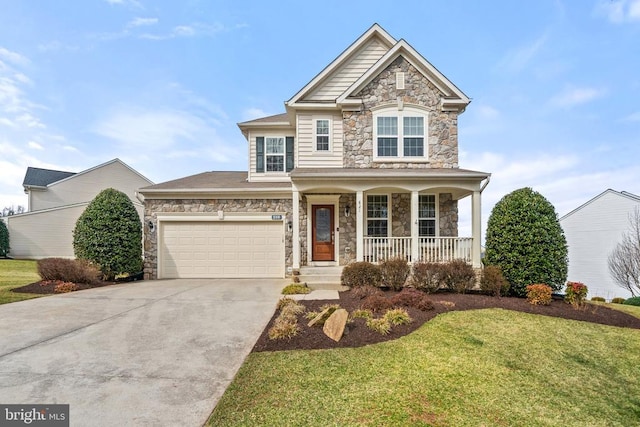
(471, 190, 482, 268)
(411, 191, 419, 262)
(292, 189, 300, 270)
(356, 190, 364, 261)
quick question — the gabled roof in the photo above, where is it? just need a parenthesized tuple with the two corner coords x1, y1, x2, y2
(560, 189, 640, 221)
(23, 167, 76, 188)
(22, 158, 153, 191)
(286, 23, 396, 106)
(336, 39, 470, 111)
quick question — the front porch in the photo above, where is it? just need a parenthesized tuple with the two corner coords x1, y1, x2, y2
(289, 168, 490, 270)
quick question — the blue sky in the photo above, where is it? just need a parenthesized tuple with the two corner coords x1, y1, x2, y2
(1, 0, 639, 235)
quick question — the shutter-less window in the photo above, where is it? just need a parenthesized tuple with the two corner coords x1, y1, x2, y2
(256, 137, 265, 173)
(285, 136, 294, 172)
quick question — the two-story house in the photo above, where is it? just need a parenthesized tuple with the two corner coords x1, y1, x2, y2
(139, 24, 490, 280)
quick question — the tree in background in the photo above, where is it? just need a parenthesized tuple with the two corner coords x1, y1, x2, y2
(484, 187, 568, 297)
(73, 188, 142, 280)
(0, 219, 9, 258)
(608, 208, 640, 297)
(2, 205, 25, 216)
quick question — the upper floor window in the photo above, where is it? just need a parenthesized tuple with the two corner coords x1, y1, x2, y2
(373, 106, 427, 161)
(315, 119, 330, 151)
(256, 136, 294, 173)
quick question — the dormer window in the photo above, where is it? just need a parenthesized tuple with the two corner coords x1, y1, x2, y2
(373, 105, 428, 162)
(266, 137, 285, 171)
(255, 136, 295, 173)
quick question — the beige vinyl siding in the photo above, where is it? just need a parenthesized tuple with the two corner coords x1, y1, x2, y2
(6, 203, 145, 259)
(248, 131, 295, 183)
(30, 161, 151, 211)
(296, 113, 343, 168)
(306, 37, 389, 102)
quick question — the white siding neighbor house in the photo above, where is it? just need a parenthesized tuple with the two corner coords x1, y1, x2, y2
(139, 24, 491, 280)
(560, 189, 640, 300)
(7, 158, 153, 259)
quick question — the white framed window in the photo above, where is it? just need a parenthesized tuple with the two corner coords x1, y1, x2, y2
(315, 119, 330, 151)
(418, 194, 437, 236)
(265, 137, 285, 172)
(366, 195, 390, 237)
(373, 106, 428, 161)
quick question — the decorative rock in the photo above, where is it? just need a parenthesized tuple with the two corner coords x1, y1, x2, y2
(308, 306, 337, 327)
(323, 308, 348, 342)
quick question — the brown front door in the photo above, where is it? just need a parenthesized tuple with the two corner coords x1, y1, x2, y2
(312, 205, 334, 261)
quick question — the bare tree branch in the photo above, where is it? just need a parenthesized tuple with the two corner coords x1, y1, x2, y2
(608, 207, 640, 296)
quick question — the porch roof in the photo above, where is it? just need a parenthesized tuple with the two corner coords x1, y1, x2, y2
(290, 167, 490, 180)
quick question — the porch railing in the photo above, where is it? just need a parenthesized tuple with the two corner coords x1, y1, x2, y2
(362, 236, 473, 264)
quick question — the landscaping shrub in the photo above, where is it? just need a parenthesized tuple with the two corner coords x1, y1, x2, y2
(564, 281, 588, 307)
(611, 297, 626, 304)
(351, 285, 384, 300)
(383, 308, 412, 326)
(37, 258, 100, 284)
(526, 284, 552, 305)
(277, 297, 296, 310)
(379, 257, 410, 291)
(73, 188, 142, 280)
(366, 318, 391, 335)
(268, 317, 300, 340)
(341, 262, 382, 288)
(53, 282, 79, 293)
(590, 296, 606, 302)
(440, 260, 476, 293)
(485, 187, 568, 297)
(409, 262, 442, 293)
(360, 294, 394, 312)
(281, 283, 310, 295)
(350, 309, 373, 320)
(623, 296, 640, 306)
(0, 219, 9, 257)
(391, 288, 434, 311)
(480, 265, 510, 297)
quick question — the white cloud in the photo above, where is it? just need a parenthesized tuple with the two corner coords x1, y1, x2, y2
(127, 17, 158, 28)
(549, 86, 606, 108)
(0, 47, 29, 66)
(104, 0, 143, 8)
(27, 141, 43, 150)
(496, 32, 548, 73)
(594, 0, 640, 23)
(622, 111, 640, 121)
(241, 107, 271, 121)
(139, 22, 236, 41)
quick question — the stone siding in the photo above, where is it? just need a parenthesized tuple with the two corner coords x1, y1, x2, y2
(439, 193, 458, 237)
(143, 198, 293, 279)
(343, 56, 459, 169)
(339, 194, 356, 265)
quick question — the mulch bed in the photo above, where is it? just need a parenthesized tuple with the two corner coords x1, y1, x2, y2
(253, 290, 640, 353)
(12, 280, 120, 294)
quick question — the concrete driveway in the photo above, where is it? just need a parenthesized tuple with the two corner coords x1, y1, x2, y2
(0, 278, 284, 426)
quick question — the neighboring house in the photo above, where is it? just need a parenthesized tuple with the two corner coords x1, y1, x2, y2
(139, 24, 491, 280)
(560, 189, 640, 300)
(7, 158, 153, 259)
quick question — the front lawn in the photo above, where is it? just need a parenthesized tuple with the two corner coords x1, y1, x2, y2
(0, 259, 41, 305)
(209, 309, 640, 426)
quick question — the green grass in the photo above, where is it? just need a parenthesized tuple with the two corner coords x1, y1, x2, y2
(594, 300, 640, 319)
(0, 259, 41, 305)
(208, 309, 640, 426)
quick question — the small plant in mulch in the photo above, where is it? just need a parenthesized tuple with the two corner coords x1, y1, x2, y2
(360, 294, 394, 312)
(269, 298, 306, 340)
(526, 284, 553, 306)
(365, 308, 412, 335)
(282, 283, 311, 295)
(390, 288, 435, 312)
(366, 317, 391, 335)
(350, 309, 373, 320)
(351, 285, 384, 300)
(53, 281, 79, 293)
(564, 281, 588, 307)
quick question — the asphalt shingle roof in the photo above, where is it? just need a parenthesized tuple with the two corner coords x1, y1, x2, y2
(22, 167, 76, 187)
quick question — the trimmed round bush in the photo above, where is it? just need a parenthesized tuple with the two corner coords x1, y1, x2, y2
(590, 296, 606, 302)
(485, 187, 568, 297)
(623, 296, 640, 306)
(341, 261, 382, 288)
(611, 297, 626, 304)
(73, 188, 142, 280)
(480, 265, 510, 297)
(409, 262, 441, 293)
(379, 257, 410, 291)
(0, 219, 9, 257)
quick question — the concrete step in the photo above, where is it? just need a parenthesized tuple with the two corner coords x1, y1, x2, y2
(298, 266, 346, 291)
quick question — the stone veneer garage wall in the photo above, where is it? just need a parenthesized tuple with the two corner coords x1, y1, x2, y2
(143, 198, 293, 279)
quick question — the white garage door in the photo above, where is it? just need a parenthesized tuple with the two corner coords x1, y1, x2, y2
(160, 221, 284, 278)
